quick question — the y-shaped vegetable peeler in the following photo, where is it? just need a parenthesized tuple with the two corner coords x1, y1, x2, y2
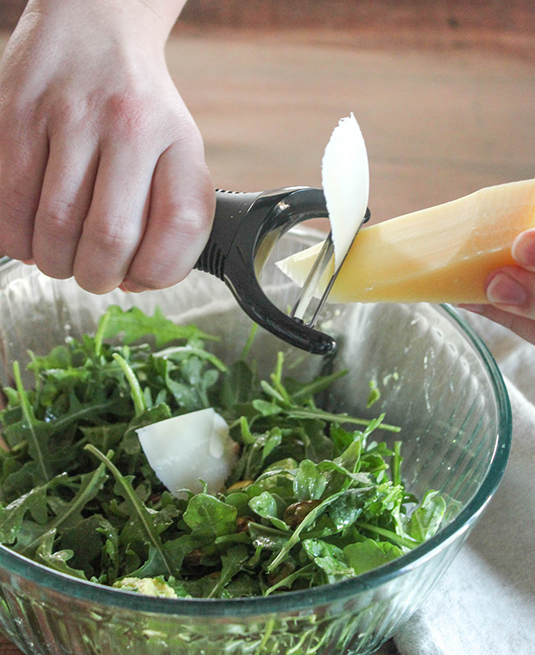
(194, 187, 370, 356)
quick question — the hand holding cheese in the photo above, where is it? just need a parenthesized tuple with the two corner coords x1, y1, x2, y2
(460, 227, 535, 345)
(279, 176, 535, 343)
(279, 178, 535, 304)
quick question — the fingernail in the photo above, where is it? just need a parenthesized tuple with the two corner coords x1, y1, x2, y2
(512, 229, 535, 270)
(487, 272, 527, 306)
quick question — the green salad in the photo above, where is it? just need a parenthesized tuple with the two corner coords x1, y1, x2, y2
(0, 306, 449, 599)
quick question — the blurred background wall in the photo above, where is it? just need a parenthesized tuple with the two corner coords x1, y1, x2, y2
(182, 0, 535, 36)
(0, 0, 534, 223)
(1, 0, 535, 35)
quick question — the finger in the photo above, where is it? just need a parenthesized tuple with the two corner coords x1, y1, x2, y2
(458, 304, 535, 345)
(484, 267, 535, 318)
(512, 229, 535, 272)
(122, 139, 214, 292)
(32, 134, 99, 279)
(72, 145, 158, 294)
(458, 264, 535, 345)
(0, 126, 48, 261)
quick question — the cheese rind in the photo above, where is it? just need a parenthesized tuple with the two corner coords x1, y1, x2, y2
(277, 179, 535, 304)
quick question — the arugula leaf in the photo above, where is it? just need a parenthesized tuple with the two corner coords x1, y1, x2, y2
(366, 380, 381, 408)
(95, 305, 214, 349)
(35, 531, 89, 581)
(0, 305, 449, 602)
(85, 445, 172, 576)
(406, 490, 447, 542)
(20, 463, 108, 557)
(289, 370, 348, 403)
(220, 359, 255, 411)
(97, 516, 120, 584)
(287, 407, 401, 433)
(112, 354, 146, 417)
(354, 520, 417, 550)
(344, 539, 402, 575)
(293, 460, 327, 501)
(248, 491, 288, 532)
(248, 522, 290, 552)
(303, 539, 354, 583)
(183, 494, 237, 538)
(267, 491, 345, 573)
(327, 488, 372, 531)
(0, 484, 49, 544)
(207, 545, 249, 598)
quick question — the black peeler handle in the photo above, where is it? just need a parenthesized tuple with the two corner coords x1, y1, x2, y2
(194, 187, 336, 355)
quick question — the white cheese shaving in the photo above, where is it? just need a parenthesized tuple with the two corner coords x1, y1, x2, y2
(322, 113, 370, 270)
(136, 408, 237, 497)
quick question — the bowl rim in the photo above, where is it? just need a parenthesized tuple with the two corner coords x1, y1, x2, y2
(0, 298, 512, 617)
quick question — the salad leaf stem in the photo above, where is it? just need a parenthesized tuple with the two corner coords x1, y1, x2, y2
(256, 616, 276, 655)
(392, 441, 402, 487)
(265, 563, 316, 596)
(112, 353, 146, 417)
(354, 521, 418, 550)
(287, 408, 401, 433)
(94, 310, 111, 358)
(12, 360, 50, 483)
(240, 323, 258, 360)
(267, 491, 345, 573)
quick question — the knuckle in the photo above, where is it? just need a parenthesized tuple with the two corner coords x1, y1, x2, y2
(82, 216, 138, 256)
(35, 200, 81, 241)
(178, 209, 213, 238)
(103, 91, 155, 140)
(160, 204, 213, 240)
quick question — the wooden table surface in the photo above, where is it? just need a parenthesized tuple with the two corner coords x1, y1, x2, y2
(0, 22, 534, 655)
(0, 642, 18, 655)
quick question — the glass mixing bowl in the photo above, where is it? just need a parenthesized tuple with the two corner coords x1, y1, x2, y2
(0, 231, 511, 655)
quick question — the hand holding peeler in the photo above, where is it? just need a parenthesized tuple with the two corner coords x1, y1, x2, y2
(194, 188, 370, 356)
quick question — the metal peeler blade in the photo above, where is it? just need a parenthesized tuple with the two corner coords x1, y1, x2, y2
(194, 187, 369, 356)
(290, 207, 371, 328)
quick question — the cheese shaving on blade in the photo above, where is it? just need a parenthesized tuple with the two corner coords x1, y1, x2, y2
(276, 113, 370, 296)
(322, 113, 369, 270)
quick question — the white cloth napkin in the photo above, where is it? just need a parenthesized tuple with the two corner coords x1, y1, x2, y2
(394, 311, 535, 655)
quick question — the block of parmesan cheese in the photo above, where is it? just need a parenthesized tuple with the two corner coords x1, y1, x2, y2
(277, 179, 535, 304)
